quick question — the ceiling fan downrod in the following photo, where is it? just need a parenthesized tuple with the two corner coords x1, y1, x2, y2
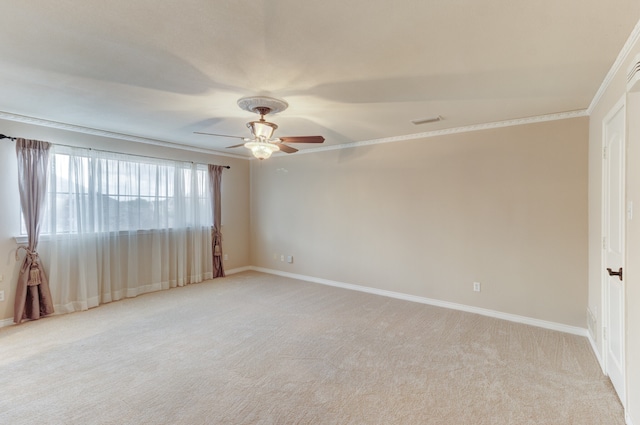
(253, 106, 272, 117)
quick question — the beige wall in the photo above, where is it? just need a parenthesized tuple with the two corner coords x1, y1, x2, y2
(251, 118, 588, 327)
(0, 118, 251, 323)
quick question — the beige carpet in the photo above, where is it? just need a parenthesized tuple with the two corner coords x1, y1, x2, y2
(0, 271, 624, 424)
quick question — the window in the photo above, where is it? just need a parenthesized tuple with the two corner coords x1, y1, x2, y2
(22, 146, 211, 236)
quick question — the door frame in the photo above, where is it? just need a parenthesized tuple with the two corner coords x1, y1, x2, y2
(601, 94, 626, 407)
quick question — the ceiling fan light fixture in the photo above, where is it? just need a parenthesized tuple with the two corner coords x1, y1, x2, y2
(244, 141, 280, 160)
(248, 120, 278, 140)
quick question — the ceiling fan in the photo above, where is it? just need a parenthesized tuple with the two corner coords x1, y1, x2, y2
(195, 96, 324, 159)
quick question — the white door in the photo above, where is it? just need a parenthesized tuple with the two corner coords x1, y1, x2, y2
(603, 99, 626, 405)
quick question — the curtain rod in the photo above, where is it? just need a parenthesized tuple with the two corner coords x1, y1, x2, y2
(0, 134, 230, 169)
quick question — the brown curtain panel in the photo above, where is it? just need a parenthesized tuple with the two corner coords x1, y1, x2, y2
(14, 138, 54, 324)
(208, 164, 225, 278)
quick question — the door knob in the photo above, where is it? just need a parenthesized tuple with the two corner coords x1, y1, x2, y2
(607, 267, 623, 281)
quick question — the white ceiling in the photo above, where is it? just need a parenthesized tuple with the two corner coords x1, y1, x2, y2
(1, 0, 639, 157)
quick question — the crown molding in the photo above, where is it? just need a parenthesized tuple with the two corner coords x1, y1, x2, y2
(588, 17, 640, 114)
(293, 109, 588, 156)
(0, 111, 247, 159)
(0, 108, 589, 161)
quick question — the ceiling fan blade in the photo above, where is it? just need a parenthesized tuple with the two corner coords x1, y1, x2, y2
(278, 136, 325, 144)
(226, 143, 246, 149)
(194, 131, 245, 140)
(273, 143, 298, 154)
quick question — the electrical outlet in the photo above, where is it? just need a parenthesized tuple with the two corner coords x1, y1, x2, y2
(0, 290, 4, 302)
(473, 282, 481, 292)
(286, 255, 293, 263)
(280, 255, 284, 262)
(223, 254, 228, 261)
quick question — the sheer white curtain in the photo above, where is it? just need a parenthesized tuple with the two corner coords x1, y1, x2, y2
(37, 146, 213, 313)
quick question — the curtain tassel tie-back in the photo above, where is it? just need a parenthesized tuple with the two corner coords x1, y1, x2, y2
(212, 230, 223, 256)
(28, 264, 43, 286)
(16, 246, 44, 286)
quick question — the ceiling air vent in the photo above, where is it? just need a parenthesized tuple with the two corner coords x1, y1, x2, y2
(627, 53, 640, 93)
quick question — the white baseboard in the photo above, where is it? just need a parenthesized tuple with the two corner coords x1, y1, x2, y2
(0, 317, 14, 329)
(588, 332, 606, 373)
(251, 266, 589, 337)
(224, 266, 253, 275)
